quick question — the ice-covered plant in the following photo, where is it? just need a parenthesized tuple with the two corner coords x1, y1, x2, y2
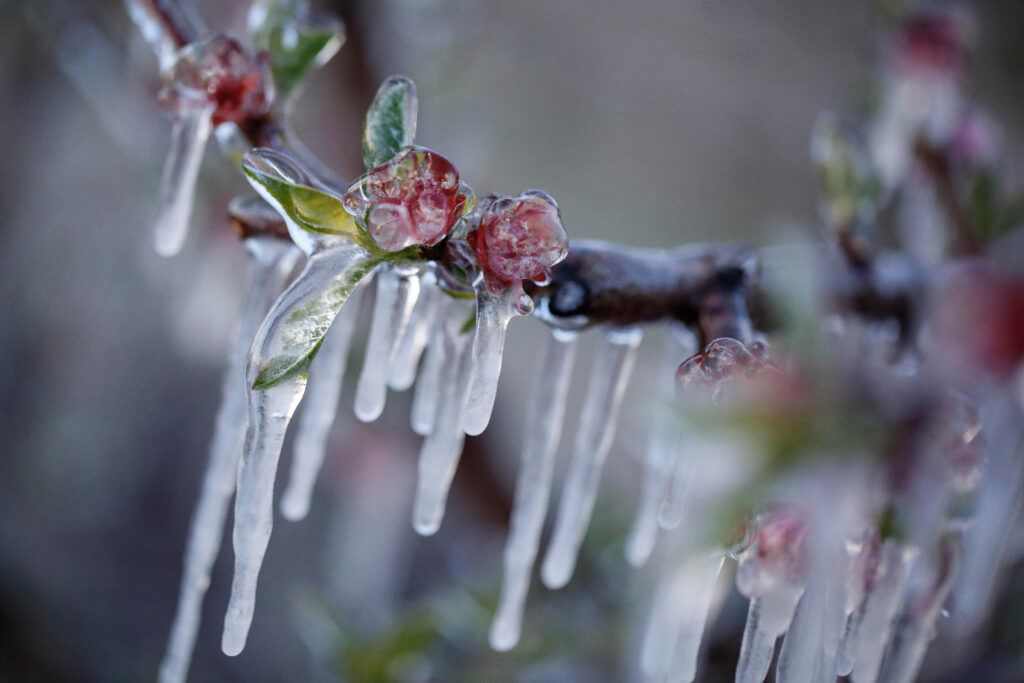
(128, 3, 1024, 683)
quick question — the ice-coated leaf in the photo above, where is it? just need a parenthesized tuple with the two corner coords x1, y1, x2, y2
(243, 149, 375, 250)
(252, 249, 382, 389)
(362, 75, 417, 169)
(250, 4, 344, 98)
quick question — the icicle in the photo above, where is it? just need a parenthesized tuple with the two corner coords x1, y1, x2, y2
(735, 583, 804, 683)
(154, 103, 213, 257)
(354, 268, 401, 422)
(489, 329, 578, 651)
(879, 532, 962, 683)
(817, 540, 856, 682)
(411, 298, 475, 536)
(279, 285, 365, 522)
(849, 540, 916, 683)
(409, 303, 448, 436)
(222, 243, 374, 656)
(159, 239, 298, 683)
(642, 551, 724, 683)
(541, 327, 643, 589)
(388, 271, 439, 391)
(658, 435, 698, 531)
(776, 577, 825, 683)
(462, 287, 521, 436)
(627, 325, 697, 565)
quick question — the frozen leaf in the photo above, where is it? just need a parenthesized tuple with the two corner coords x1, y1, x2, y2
(362, 75, 417, 169)
(248, 0, 345, 98)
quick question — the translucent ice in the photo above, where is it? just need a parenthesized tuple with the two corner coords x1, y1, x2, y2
(222, 243, 376, 656)
(490, 329, 578, 651)
(462, 287, 520, 436)
(409, 303, 448, 436)
(354, 268, 400, 422)
(735, 583, 804, 683)
(154, 104, 213, 257)
(627, 325, 697, 565)
(279, 284, 365, 522)
(411, 297, 475, 535)
(541, 327, 643, 589)
(641, 551, 724, 683)
(388, 270, 438, 391)
(159, 239, 298, 683)
(850, 540, 916, 683)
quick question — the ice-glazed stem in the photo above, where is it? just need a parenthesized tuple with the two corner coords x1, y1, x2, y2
(879, 532, 962, 683)
(388, 272, 438, 391)
(626, 325, 696, 566)
(735, 584, 804, 683)
(462, 288, 519, 436)
(279, 285, 365, 522)
(642, 551, 724, 683)
(154, 104, 213, 257)
(412, 299, 475, 536)
(489, 330, 578, 651)
(222, 244, 375, 656)
(159, 240, 298, 683)
(354, 269, 401, 422)
(541, 327, 643, 589)
(409, 305, 448, 436)
(850, 541, 916, 683)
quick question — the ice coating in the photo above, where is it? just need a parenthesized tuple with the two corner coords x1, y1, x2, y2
(343, 147, 470, 252)
(154, 103, 213, 256)
(125, 0, 207, 72)
(385, 270, 422, 379)
(222, 243, 375, 656)
(641, 551, 724, 683)
(411, 297, 475, 535)
(159, 240, 298, 683)
(541, 327, 643, 589)
(471, 190, 569, 291)
(850, 540, 916, 683)
(354, 269, 401, 422)
(461, 287, 519, 437)
(775, 571, 825, 683)
(279, 285, 365, 522)
(626, 325, 697, 565)
(490, 329, 578, 651)
(389, 270, 439, 391)
(159, 35, 273, 127)
(735, 585, 804, 683)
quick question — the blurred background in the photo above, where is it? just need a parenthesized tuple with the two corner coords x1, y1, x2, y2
(1, 0, 1023, 681)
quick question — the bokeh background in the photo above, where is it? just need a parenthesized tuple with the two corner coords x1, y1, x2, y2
(2, 0, 1023, 681)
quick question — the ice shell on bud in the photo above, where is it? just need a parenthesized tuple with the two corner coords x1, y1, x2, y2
(160, 35, 273, 126)
(343, 147, 471, 252)
(736, 506, 808, 597)
(471, 190, 569, 290)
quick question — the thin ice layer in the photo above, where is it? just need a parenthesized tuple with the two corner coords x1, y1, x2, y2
(735, 583, 804, 683)
(159, 240, 298, 683)
(462, 287, 519, 436)
(154, 104, 214, 257)
(490, 330, 578, 651)
(354, 269, 401, 422)
(412, 298, 475, 535)
(642, 551, 724, 683)
(222, 244, 375, 656)
(279, 285, 365, 522)
(850, 541, 916, 683)
(541, 328, 643, 589)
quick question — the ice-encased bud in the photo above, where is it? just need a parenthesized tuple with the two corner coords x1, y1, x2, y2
(343, 147, 472, 252)
(160, 34, 274, 127)
(470, 190, 569, 293)
(736, 506, 808, 597)
(676, 337, 782, 405)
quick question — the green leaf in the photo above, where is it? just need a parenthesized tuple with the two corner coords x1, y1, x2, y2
(243, 151, 378, 252)
(265, 27, 342, 98)
(253, 254, 383, 389)
(362, 76, 417, 169)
